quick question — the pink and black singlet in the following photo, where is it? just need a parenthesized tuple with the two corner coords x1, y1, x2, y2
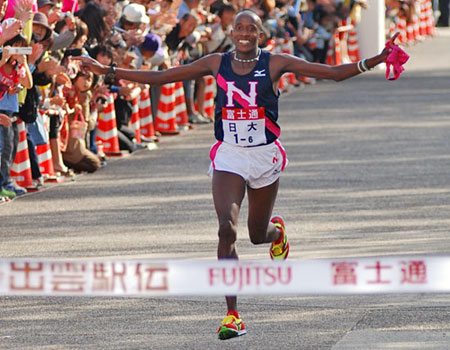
(214, 50, 281, 147)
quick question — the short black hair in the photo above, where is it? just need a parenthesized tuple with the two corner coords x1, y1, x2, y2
(217, 3, 236, 17)
(88, 44, 113, 61)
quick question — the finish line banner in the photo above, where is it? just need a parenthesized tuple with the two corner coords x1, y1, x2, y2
(1, 257, 450, 296)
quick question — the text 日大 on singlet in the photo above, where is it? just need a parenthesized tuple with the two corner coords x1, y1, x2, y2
(214, 50, 281, 147)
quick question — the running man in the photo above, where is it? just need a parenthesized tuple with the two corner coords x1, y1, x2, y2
(75, 9, 399, 340)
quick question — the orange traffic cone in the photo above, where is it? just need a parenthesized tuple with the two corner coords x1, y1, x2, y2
(174, 81, 189, 130)
(325, 37, 335, 65)
(278, 74, 288, 92)
(308, 36, 317, 52)
(36, 141, 66, 183)
(96, 93, 126, 156)
(138, 87, 156, 139)
(130, 97, 142, 144)
(424, 0, 435, 36)
(155, 83, 179, 135)
(287, 72, 299, 86)
(203, 75, 216, 120)
(334, 32, 342, 65)
(347, 28, 360, 62)
(419, 0, 427, 37)
(396, 15, 407, 44)
(406, 19, 415, 43)
(10, 119, 37, 190)
(412, 11, 422, 42)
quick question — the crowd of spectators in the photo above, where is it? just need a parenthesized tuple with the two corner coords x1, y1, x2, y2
(0, 0, 434, 202)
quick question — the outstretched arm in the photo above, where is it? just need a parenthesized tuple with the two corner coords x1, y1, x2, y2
(274, 33, 400, 82)
(75, 54, 222, 85)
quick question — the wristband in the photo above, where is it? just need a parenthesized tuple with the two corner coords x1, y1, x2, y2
(110, 85, 120, 93)
(361, 59, 371, 71)
(356, 60, 365, 73)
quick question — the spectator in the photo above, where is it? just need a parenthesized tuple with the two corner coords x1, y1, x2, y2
(203, 3, 236, 54)
(20, 42, 46, 188)
(75, 1, 108, 45)
(437, 0, 449, 26)
(166, 12, 210, 124)
(0, 28, 33, 197)
(134, 32, 166, 69)
(177, 0, 200, 19)
(311, 9, 335, 63)
(62, 69, 101, 173)
(115, 3, 149, 48)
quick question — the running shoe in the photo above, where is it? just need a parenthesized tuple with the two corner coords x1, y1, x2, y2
(270, 215, 289, 260)
(5, 182, 27, 195)
(0, 187, 16, 199)
(217, 311, 247, 340)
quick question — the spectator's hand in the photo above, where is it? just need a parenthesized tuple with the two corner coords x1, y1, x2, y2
(119, 85, 133, 98)
(47, 9, 62, 25)
(159, 12, 178, 27)
(0, 47, 12, 66)
(123, 30, 145, 47)
(73, 103, 83, 116)
(38, 58, 59, 74)
(94, 85, 109, 97)
(8, 85, 22, 94)
(56, 72, 72, 88)
(72, 56, 109, 76)
(15, 54, 27, 65)
(13, 0, 33, 23)
(29, 43, 44, 65)
(0, 21, 24, 45)
(64, 14, 76, 31)
(50, 95, 65, 107)
(0, 113, 12, 127)
(93, 95, 108, 113)
(47, 62, 66, 77)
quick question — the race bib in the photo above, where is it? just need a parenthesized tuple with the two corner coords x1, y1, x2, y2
(222, 107, 266, 147)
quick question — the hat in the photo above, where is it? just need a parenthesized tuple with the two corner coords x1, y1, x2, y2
(141, 33, 163, 54)
(37, 0, 56, 8)
(122, 3, 150, 24)
(33, 12, 52, 32)
(32, 12, 52, 41)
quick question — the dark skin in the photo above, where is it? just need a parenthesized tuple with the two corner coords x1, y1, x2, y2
(75, 11, 399, 313)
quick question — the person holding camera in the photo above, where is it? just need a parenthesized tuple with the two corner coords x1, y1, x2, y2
(0, 26, 33, 198)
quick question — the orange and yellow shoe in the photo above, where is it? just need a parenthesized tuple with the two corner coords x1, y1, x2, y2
(270, 215, 289, 260)
(217, 310, 247, 340)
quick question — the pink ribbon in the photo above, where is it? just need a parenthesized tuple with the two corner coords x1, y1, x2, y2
(385, 40, 409, 81)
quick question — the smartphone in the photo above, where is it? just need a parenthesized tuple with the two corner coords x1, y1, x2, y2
(8, 47, 32, 55)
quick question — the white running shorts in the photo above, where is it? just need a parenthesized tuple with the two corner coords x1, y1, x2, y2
(208, 140, 288, 189)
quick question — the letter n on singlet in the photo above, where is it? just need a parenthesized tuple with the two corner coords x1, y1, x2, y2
(226, 81, 258, 108)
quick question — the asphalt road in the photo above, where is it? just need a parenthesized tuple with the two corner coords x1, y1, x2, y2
(1, 29, 450, 350)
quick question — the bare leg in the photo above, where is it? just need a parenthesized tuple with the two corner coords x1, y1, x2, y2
(212, 170, 246, 312)
(50, 138, 68, 173)
(247, 179, 282, 245)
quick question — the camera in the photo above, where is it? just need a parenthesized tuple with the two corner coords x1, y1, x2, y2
(7, 47, 32, 55)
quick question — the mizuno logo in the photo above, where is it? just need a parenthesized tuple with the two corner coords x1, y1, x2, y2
(254, 69, 266, 77)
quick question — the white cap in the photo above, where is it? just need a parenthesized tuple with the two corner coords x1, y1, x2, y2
(1, 18, 20, 30)
(122, 3, 150, 24)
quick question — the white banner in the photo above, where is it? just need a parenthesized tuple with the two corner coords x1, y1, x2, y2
(0, 256, 449, 296)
